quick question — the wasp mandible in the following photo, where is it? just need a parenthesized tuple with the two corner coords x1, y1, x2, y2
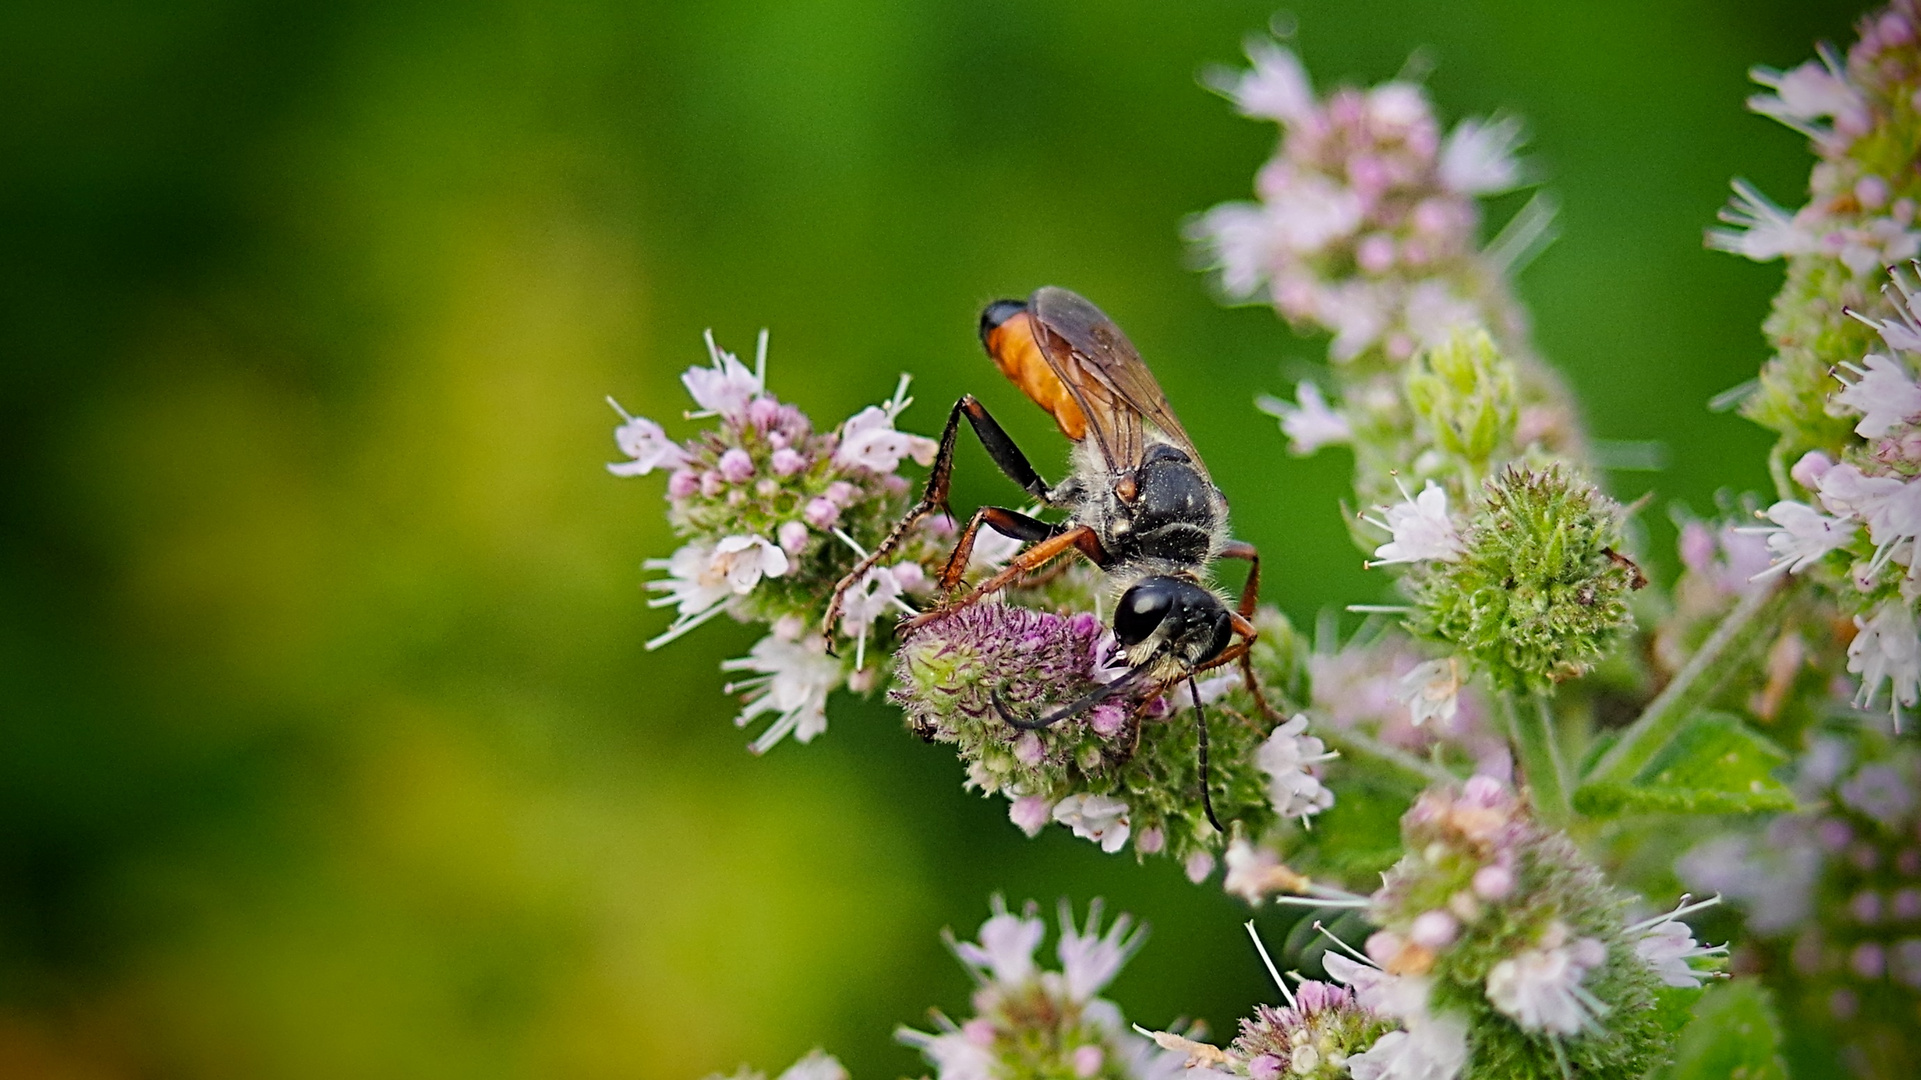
(826, 287, 1269, 829)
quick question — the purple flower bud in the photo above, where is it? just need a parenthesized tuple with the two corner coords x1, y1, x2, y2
(883, 473, 909, 495)
(718, 448, 754, 483)
(1356, 232, 1396, 273)
(1857, 175, 1891, 210)
(1089, 703, 1126, 737)
(1248, 1054, 1284, 1080)
(1014, 731, 1045, 765)
(756, 479, 779, 497)
(1185, 850, 1215, 883)
(1009, 795, 1053, 837)
(1895, 888, 1921, 920)
(1852, 890, 1884, 924)
(1816, 817, 1854, 852)
(700, 471, 725, 497)
(778, 520, 810, 555)
(962, 1017, 997, 1046)
(1364, 930, 1404, 966)
(1409, 909, 1460, 948)
(892, 562, 926, 591)
(824, 480, 856, 505)
(746, 395, 781, 429)
(1134, 826, 1164, 854)
(1678, 521, 1715, 573)
(667, 468, 699, 498)
(771, 447, 806, 476)
(1461, 774, 1508, 807)
(1472, 864, 1514, 900)
(805, 497, 841, 528)
(1071, 1045, 1104, 1079)
(1852, 942, 1887, 979)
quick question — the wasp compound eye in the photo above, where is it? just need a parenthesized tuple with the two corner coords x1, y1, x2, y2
(978, 299, 1028, 347)
(1114, 580, 1176, 646)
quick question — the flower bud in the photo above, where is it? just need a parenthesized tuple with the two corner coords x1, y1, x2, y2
(1404, 328, 1519, 468)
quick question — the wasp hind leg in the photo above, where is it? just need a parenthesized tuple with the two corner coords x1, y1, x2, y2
(1213, 541, 1279, 720)
(902, 524, 1109, 633)
(938, 506, 1057, 592)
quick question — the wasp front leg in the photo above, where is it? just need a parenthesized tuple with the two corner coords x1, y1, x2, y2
(1210, 541, 1278, 720)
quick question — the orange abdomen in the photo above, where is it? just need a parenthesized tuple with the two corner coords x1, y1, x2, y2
(983, 310, 1088, 441)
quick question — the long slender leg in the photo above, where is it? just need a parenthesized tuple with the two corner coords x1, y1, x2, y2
(1193, 675, 1226, 834)
(901, 524, 1108, 632)
(939, 506, 1058, 592)
(1215, 541, 1277, 719)
(823, 395, 1055, 641)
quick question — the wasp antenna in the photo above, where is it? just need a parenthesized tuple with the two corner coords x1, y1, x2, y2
(1193, 675, 1226, 835)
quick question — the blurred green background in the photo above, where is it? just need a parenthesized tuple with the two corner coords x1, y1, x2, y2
(0, 1, 1861, 1076)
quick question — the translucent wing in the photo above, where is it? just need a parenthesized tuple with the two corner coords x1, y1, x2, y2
(1027, 286, 1202, 476)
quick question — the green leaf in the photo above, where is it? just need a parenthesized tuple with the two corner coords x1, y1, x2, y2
(1652, 980, 1787, 1080)
(1573, 711, 1795, 816)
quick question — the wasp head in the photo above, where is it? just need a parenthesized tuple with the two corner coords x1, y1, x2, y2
(1112, 575, 1231, 672)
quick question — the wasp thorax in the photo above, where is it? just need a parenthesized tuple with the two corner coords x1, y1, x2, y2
(1114, 576, 1231, 665)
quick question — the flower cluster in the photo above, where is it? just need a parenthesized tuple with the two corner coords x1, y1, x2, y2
(890, 603, 1331, 862)
(1142, 968, 1395, 1080)
(609, 331, 945, 752)
(1681, 733, 1921, 1078)
(899, 898, 1185, 1080)
(1191, 38, 1537, 366)
(1401, 465, 1640, 694)
(1342, 777, 1711, 1079)
(704, 1050, 848, 1080)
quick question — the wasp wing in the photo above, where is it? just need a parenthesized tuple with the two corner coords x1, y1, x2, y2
(1027, 286, 1202, 476)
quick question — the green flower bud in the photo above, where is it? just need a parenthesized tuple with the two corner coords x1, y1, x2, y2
(1405, 328, 1520, 469)
(1407, 465, 1639, 692)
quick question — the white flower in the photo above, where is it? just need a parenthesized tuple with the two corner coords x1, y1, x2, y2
(1815, 462, 1906, 521)
(1439, 116, 1526, 196)
(1397, 658, 1462, 727)
(1055, 900, 1145, 1001)
(835, 405, 939, 473)
(1705, 180, 1815, 262)
(683, 330, 765, 420)
(1255, 714, 1336, 819)
(775, 1050, 848, 1080)
(1266, 172, 1365, 255)
(711, 534, 791, 593)
(644, 542, 736, 649)
(1052, 793, 1131, 853)
(1748, 59, 1866, 128)
(605, 400, 687, 477)
(1367, 480, 1464, 566)
(1402, 281, 1481, 350)
(1631, 914, 1724, 989)
(1833, 353, 1921, 437)
(1221, 839, 1308, 905)
(721, 633, 844, 753)
(1257, 382, 1351, 455)
(1190, 202, 1278, 300)
(1345, 1015, 1469, 1080)
(1319, 280, 1391, 361)
(1484, 931, 1609, 1035)
(898, 1027, 995, 1080)
(954, 898, 1046, 985)
(1743, 500, 1857, 579)
(1322, 952, 1433, 1021)
(1220, 39, 1314, 125)
(1848, 599, 1921, 727)
(1848, 266, 1921, 353)
(838, 564, 909, 669)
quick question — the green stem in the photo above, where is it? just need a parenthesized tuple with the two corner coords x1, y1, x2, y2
(1585, 580, 1787, 787)
(1318, 725, 1457, 787)
(1504, 690, 1570, 824)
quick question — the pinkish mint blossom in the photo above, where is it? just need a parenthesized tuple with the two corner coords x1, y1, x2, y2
(1342, 1015, 1468, 1080)
(682, 329, 766, 420)
(1705, 179, 1818, 261)
(1628, 899, 1725, 989)
(1743, 500, 1858, 578)
(954, 897, 1046, 985)
(1255, 714, 1336, 820)
(1055, 899, 1146, 1001)
(1482, 926, 1608, 1035)
(1437, 116, 1527, 196)
(1054, 793, 1131, 853)
(1395, 658, 1461, 727)
(1848, 598, 1921, 727)
(606, 400, 688, 476)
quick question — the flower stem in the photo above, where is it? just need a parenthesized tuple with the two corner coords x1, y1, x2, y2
(1503, 690, 1570, 823)
(1584, 580, 1787, 788)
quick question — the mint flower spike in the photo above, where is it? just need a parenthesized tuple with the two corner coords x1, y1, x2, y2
(1405, 465, 1638, 693)
(905, 897, 1183, 1080)
(611, 327, 950, 749)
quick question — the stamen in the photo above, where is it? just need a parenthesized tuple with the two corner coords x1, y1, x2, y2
(605, 395, 635, 421)
(1244, 921, 1296, 1006)
(1312, 921, 1376, 964)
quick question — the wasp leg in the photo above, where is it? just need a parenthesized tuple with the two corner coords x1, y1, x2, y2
(1214, 541, 1278, 719)
(938, 506, 1057, 593)
(823, 395, 1056, 646)
(902, 524, 1109, 632)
